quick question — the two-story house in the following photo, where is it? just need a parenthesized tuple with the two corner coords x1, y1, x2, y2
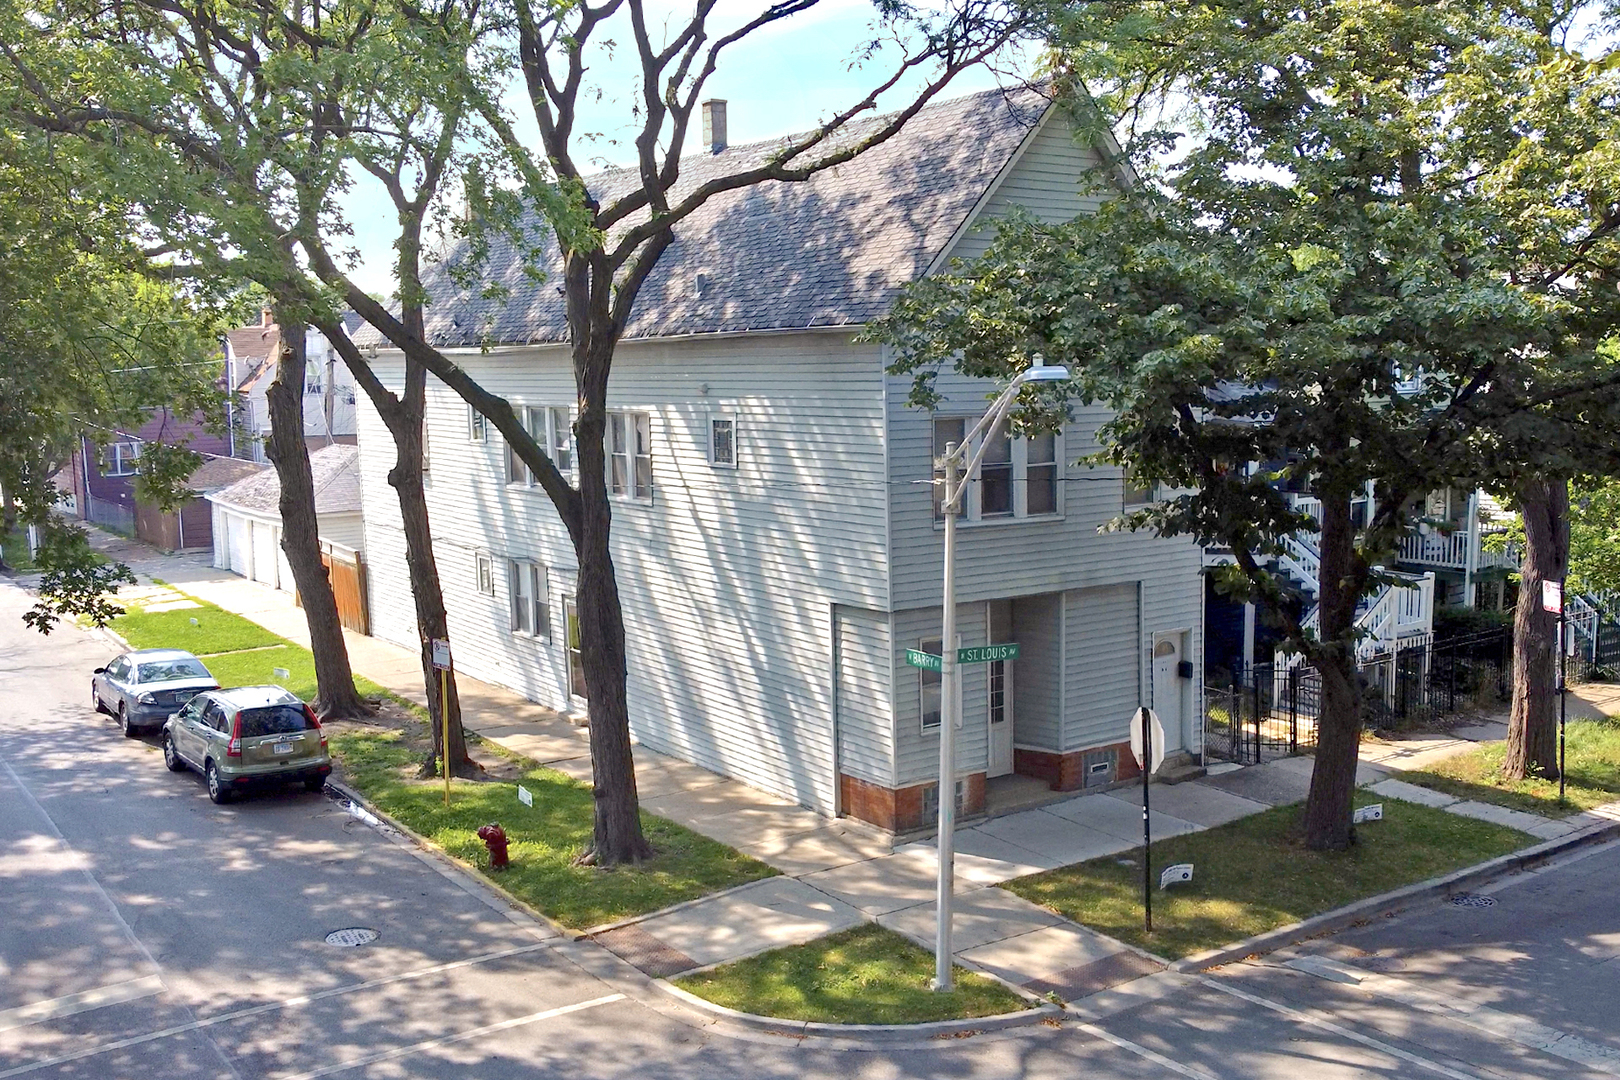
(353, 86, 1205, 833)
(226, 309, 364, 461)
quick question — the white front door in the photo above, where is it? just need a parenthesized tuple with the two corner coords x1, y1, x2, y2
(1152, 635, 1184, 751)
(988, 657, 1014, 777)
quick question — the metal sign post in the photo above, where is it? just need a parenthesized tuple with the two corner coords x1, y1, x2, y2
(1544, 582, 1566, 806)
(933, 446, 959, 993)
(431, 638, 452, 807)
(1131, 707, 1166, 934)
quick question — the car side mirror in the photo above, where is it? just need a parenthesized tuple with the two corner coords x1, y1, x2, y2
(93, 667, 106, 675)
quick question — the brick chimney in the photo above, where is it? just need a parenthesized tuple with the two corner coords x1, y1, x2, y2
(702, 99, 727, 154)
(261, 306, 274, 328)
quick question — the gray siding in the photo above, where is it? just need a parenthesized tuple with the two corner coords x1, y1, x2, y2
(940, 114, 1112, 265)
(1010, 593, 1063, 752)
(359, 331, 889, 813)
(835, 606, 893, 787)
(1063, 583, 1139, 752)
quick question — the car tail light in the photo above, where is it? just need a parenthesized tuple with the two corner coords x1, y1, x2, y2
(306, 705, 328, 749)
(226, 712, 242, 758)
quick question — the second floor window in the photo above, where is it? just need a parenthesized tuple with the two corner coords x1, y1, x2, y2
(608, 411, 652, 501)
(507, 407, 573, 487)
(468, 406, 487, 443)
(918, 636, 942, 731)
(933, 416, 1061, 523)
(103, 441, 142, 477)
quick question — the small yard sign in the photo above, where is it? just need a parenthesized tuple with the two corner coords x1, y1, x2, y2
(904, 649, 943, 673)
(1542, 580, 1563, 614)
(518, 785, 533, 808)
(1352, 803, 1384, 824)
(272, 667, 290, 680)
(958, 643, 1020, 664)
(431, 638, 452, 671)
(1160, 863, 1194, 889)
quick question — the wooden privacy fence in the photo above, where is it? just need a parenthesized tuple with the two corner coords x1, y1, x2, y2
(295, 542, 369, 636)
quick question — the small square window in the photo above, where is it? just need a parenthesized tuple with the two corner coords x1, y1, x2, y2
(709, 414, 737, 468)
(475, 552, 494, 596)
(1122, 469, 1154, 508)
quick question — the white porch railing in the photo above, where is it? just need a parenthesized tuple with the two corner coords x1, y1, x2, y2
(1278, 533, 1321, 595)
(1289, 571, 1434, 670)
(1570, 593, 1601, 660)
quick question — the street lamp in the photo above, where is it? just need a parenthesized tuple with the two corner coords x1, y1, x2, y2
(932, 359, 1070, 992)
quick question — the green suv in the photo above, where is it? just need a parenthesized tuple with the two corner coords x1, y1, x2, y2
(163, 686, 332, 804)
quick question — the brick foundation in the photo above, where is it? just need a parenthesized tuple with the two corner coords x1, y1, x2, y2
(1014, 740, 1139, 792)
(840, 771, 987, 832)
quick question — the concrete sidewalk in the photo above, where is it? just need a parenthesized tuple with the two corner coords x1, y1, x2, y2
(79, 528, 1620, 1005)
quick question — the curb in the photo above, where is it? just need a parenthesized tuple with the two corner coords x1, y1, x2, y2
(1168, 814, 1620, 973)
(650, 978, 1061, 1041)
(324, 776, 577, 942)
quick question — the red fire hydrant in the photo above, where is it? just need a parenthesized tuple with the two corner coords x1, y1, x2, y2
(477, 823, 510, 870)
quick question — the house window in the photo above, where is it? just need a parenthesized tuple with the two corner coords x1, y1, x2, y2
(468, 406, 487, 443)
(506, 407, 572, 486)
(508, 560, 550, 639)
(475, 552, 494, 596)
(564, 597, 586, 701)
(608, 411, 652, 500)
(1122, 468, 1153, 509)
(1026, 434, 1057, 515)
(919, 636, 942, 731)
(989, 659, 1007, 726)
(933, 416, 1062, 523)
(421, 421, 430, 478)
(980, 423, 1013, 518)
(709, 414, 737, 468)
(103, 441, 142, 477)
(549, 407, 572, 474)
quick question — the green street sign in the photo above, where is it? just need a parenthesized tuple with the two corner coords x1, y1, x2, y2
(905, 649, 943, 672)
(958, 643, 1019, 664)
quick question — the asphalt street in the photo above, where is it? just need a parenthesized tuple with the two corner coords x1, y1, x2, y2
(3, 575, 1619, 1080)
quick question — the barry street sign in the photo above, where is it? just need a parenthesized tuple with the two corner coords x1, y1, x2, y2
(904, 649, 943, 673)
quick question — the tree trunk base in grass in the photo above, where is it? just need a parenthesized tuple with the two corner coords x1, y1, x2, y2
(1505, 476, 1567, 782)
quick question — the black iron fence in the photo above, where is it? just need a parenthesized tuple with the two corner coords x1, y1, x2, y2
(1204, 627, 1514, 764)
(1571, 619, 1620, 685)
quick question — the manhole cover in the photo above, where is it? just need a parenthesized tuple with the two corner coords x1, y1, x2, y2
(1450, 893, 1496, 908)
(324, 927, 380, 947)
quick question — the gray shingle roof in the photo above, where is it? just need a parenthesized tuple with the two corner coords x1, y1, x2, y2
(205, 444, 361, 517)
(359, 85, 1049, 349)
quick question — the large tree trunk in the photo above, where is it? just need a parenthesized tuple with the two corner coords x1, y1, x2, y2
(1302, 489, 1364, 851)
(1504, 476, 1568, 779)
(265, 312, 371, 719)
(386, 393, 472, 778)
(572, 308, 652, 866)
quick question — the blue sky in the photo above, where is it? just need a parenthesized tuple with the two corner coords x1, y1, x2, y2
(340, 0, 1039, 294)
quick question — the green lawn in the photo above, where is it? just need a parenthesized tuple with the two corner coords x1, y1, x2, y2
(113, 604, 285, 654)
(1003, 794, 1532, 960)
(198, 644, 394, 704)
(673, 923, 1029, 1025)
(333, 730, 776, 929)
(2, 532, 35, 570)
(1403, 720, 1620, 817)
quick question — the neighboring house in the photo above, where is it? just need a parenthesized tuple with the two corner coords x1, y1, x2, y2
(205, 444, 369, 633)
(225, 309, 364, 462)
(67, 409, 232, 538)
(353, 87, 1207, 833)
(1204, 482, 1516, 678)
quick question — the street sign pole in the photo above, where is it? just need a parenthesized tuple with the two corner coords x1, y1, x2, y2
(934, 444, 958, 993)
(431, 638, 453, 807)
(1560, 590, 1567, 807)
(1143, 710, 1152, 934)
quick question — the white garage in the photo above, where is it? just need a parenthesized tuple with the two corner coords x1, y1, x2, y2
(206, 444, 365, 594)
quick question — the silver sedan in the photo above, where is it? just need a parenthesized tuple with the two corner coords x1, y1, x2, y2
(92, 649, 219, 736)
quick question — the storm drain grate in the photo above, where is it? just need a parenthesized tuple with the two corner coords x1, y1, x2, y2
(324, 927, 380, 947)
(1449, 893, 1496, 908)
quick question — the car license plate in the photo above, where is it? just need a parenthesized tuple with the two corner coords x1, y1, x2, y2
(273, 741, 294, 755)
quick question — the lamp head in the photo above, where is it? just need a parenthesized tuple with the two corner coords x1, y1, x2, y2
(1020, 362, 1070, 383)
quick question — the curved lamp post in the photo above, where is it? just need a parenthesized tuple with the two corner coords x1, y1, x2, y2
(933, 359, 1070, 992)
